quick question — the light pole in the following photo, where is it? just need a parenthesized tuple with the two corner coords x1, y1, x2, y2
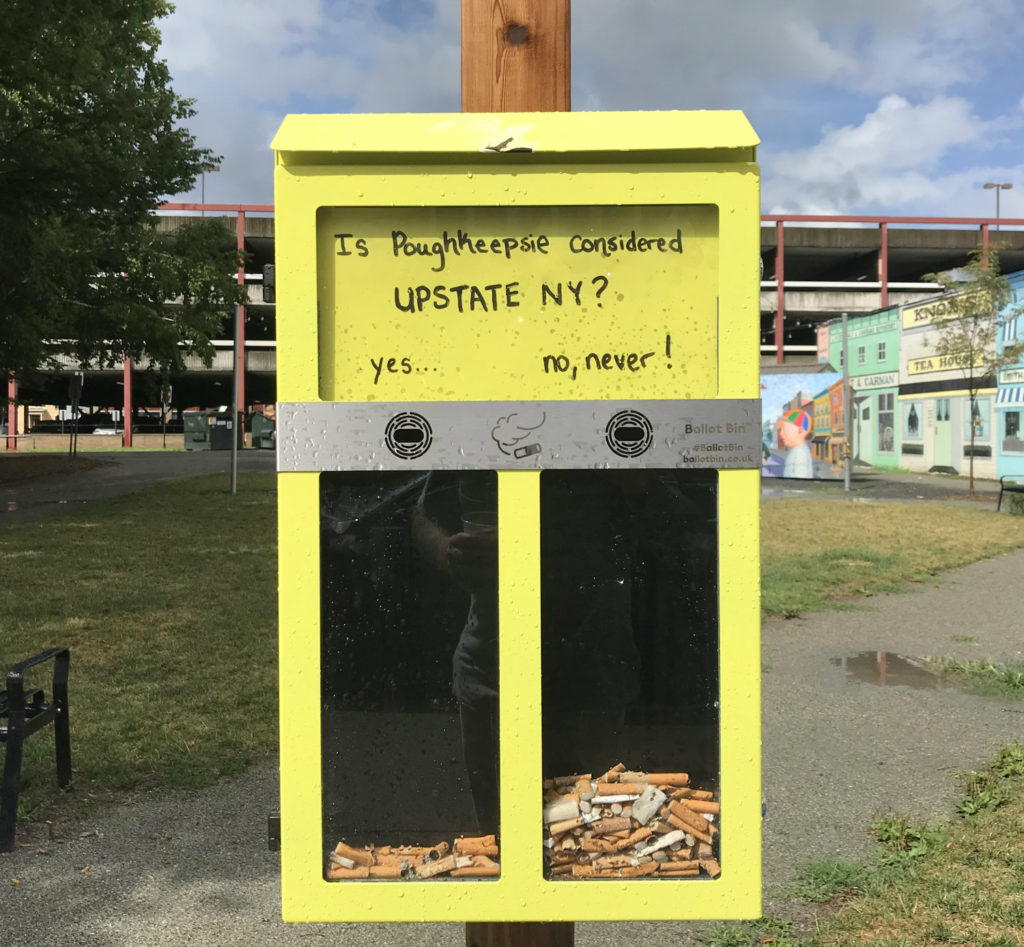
(200, 162, 221, 216)
(984, 182, 1012, 230)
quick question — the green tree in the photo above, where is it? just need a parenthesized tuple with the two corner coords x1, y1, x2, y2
(923, 250, 1024, 494)
(0, 0, 243, 384)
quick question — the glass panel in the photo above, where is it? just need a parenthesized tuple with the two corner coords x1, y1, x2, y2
(540, 470, 720, 881)
(964, 399, 990, 441)
(1005, 411, 1024, 453)
(877, 393, 894, 453)
(904, 401, 923, 441)
(320, 471, 500, 881)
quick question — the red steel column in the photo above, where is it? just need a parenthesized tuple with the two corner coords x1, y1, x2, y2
(122, 356, 133, 448)
(7, 376, 17, 450)
(774, 219, 785, 364)
(879, 221, 889, 308)
(236, 210, 247, 422)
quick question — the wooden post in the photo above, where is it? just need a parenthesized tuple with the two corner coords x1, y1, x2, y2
(461, 0, 570, 112)
(462, 2, 573, 945)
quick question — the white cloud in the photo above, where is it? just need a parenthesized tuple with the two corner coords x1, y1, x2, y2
(152, 0, 1024, 214)
(763, 95, 1024, 214)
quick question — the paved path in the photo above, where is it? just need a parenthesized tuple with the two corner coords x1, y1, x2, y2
(0, 450, 276, 525)
(2, 458, 1022, 944)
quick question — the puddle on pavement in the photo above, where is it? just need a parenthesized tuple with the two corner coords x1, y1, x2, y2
(832, 651, 968, 692)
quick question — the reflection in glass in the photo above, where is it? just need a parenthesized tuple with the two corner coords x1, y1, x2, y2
(320, 471, 500, 881)
(540, 470, 720, 881)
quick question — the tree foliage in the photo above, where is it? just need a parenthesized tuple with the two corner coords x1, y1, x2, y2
(923, 249, 1024, 492)
(0, 0, 243, 383)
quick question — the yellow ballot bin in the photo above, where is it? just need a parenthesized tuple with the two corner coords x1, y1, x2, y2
(273, 111, 761, 923)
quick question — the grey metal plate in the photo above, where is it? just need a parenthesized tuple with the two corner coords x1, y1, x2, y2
(277, 400, 762, 471)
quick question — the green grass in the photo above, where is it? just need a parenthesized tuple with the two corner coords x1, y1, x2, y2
(0, 474, 277, 818)
(706, 915, 803, 947)
(761, 500, 1024, 616)
(809, 746, 1024, 947)
(780, 857, 870, 903)
(927, 657, 1024, 698)
(708, 747, 1024, 946)
(4, 481, 1024, 824)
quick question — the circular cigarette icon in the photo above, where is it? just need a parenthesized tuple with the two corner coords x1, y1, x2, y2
(605, 410, 653, 458)
(384, 412, 433, 460)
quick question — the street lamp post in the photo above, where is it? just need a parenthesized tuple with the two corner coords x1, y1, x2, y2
(984, 182, 1013, 230)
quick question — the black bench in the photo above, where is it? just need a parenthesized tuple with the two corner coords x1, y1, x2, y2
(0, 648, 71, 852)
(998, 477, 1024, 512)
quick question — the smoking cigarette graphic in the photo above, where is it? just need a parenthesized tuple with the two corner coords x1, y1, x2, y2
(492, 411, 546, 456)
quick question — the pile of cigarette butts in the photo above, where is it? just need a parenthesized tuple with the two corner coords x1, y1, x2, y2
(326, 763, 719, 882)
(327, 834, 499, 880)
(543, 763, 721, 880)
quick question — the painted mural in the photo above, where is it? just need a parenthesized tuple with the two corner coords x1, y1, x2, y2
(761, 373, 845, 480)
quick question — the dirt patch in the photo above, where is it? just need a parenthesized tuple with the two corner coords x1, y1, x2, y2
(0, 454, 98, 486)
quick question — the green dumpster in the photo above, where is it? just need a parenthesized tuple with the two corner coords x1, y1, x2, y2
(184, 411, 243, 450)
(251, 412, 276, 449)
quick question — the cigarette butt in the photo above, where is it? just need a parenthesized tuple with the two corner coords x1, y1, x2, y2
(592, 854, 635, 870)
(415, 854, 458, 879)
(658, 866, 700, 877)
(367, 864, 403, 879)
(699, 858, 722, 878)
(614, 827, 655, 851)
(647, 773, 690, 787)
(551, 864, 573, 876)
(664, 858, 700, 869)
(574, 776, 593, 796)
(329, 853, 356, 869)
(600, 763, 627, 780)
(559, 836, 577, 852)
(580, 838, 618, 853)
(668, 801, 710, 834)
(590, 817, 632, 836)
(513, 443, 542, 459)
(684, 799, 720, 815)
(426, 840, 451, 860)
(451, 865, 501, 877)
(595, 782, 645, 796)
(665, 811, 712, 844)
(333, 842, 374, 868)
(620, 862, 660, 878)
(454, 835, 499, 857)
(698, 841, 713, 856)
(372, 853, 412, 868)
(637, 830, 686, 856)
(544, 798, 581, 824)
(548, 816, 585, 836)
(326, 865, 371, 880)
(672, 787, 715, 802)
(571, 864, 597, 878)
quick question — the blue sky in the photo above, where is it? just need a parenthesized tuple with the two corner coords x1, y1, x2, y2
(159, 0, 1024, 219)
